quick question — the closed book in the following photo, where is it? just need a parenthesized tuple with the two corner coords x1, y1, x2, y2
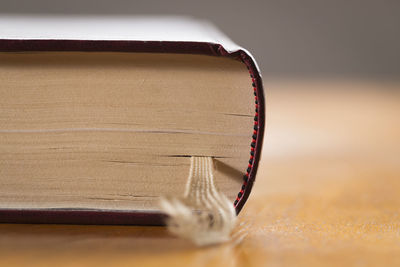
(0, 16, 265, 225)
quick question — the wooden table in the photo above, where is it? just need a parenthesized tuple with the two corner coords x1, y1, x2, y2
(1, 80, 399, 266)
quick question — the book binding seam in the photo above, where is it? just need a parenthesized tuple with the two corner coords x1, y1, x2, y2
(233, 55, 260, 209)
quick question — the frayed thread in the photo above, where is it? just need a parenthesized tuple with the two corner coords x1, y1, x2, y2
(159, 157, 237, 246)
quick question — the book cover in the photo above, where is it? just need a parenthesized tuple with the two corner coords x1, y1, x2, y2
(0, 16, 265, 225)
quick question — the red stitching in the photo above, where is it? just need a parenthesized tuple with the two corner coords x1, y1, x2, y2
(234, 61, 259, 207)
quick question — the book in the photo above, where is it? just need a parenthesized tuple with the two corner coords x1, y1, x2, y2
(0, 16, 265, 226)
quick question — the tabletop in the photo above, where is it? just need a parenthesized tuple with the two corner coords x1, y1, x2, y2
(0, 79, 399, 267)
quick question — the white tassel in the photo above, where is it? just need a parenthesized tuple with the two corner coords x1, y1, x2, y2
(159, 157, 237, 246)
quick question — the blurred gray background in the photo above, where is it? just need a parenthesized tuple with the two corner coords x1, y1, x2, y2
(1, 0, 399, 79)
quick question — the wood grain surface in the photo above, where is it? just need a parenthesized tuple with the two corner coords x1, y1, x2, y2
(0, 80, 399, 267)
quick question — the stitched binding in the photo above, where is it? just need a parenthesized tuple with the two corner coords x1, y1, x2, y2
(234, 58, 259, 208)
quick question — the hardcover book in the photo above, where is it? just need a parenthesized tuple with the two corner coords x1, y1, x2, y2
(0, 16, 265, 225)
